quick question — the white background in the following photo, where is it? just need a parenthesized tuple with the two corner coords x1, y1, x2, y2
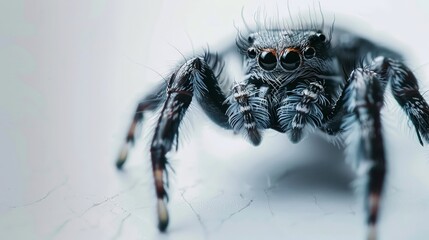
(1, 0, 429, 239)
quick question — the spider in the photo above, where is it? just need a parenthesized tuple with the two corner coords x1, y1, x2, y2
(115, 17, 429, 240)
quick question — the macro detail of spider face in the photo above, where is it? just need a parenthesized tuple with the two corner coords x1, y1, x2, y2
(247, 31, 325, 72)
(116, 16, 429, 240)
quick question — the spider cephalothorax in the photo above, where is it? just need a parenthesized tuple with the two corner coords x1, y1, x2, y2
(229, 28, 344, 144)
(115, 18, 429, 240)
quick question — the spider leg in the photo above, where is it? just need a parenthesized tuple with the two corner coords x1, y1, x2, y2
(148, 54, 230, 231)
(342, 68, 386, 240)
(116, 84, 166, 169)
(323, 56, 429, 239)
(372, 57, 429, 145)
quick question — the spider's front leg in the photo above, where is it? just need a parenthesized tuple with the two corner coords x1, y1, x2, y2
(342, 68, 387, 240)
(146, 54, 231, 231)
(331, 56, 429, 240)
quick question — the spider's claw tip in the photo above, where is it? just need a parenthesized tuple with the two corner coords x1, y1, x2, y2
(116, 143, 130, 169)
(416, 130, 424, 146)
(116, 159, 125, 169)
(157, 199, 169, 232)
(367, 224, 377, 240)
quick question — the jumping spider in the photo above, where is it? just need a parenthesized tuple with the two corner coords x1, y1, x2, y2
(116, 18, 429, 240)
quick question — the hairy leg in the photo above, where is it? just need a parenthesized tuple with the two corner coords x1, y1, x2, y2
(116, 84, 166, 169)
(325, 56, 429, 239)
(343, 68, 386, 240)
(146, 54, 230, 231)
(372, 56, 429, 145)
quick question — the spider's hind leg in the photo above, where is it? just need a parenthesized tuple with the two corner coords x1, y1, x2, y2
(117, 84, 166, 169)
(372, 56, 429, 145)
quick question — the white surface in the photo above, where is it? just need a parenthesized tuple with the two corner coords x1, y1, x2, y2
(1, 0, 429, 239)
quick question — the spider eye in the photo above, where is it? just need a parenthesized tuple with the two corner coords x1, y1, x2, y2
(280, 50, 302, 71)
(258, 51, 277, 71)
(303, 47, 316, 59)
(317, 33, 326, 41)
(248, 36, 255, 44)
(247, 48, 257, 58)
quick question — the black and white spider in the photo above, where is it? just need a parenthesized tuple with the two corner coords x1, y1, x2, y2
(115, 16, 429, 240)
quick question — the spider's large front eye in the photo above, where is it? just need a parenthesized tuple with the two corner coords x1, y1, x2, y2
(280, 50, 302, 71)
(258, 51, 277, 71)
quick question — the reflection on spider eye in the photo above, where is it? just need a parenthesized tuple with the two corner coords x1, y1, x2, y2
(247, 48, 257, 58)
(280, 50, 301, 71)
(304, 47, 316, 59)
(258, 51, 277, 71)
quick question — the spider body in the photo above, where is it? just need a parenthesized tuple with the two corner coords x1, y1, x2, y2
(116, 22, 429, 240)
